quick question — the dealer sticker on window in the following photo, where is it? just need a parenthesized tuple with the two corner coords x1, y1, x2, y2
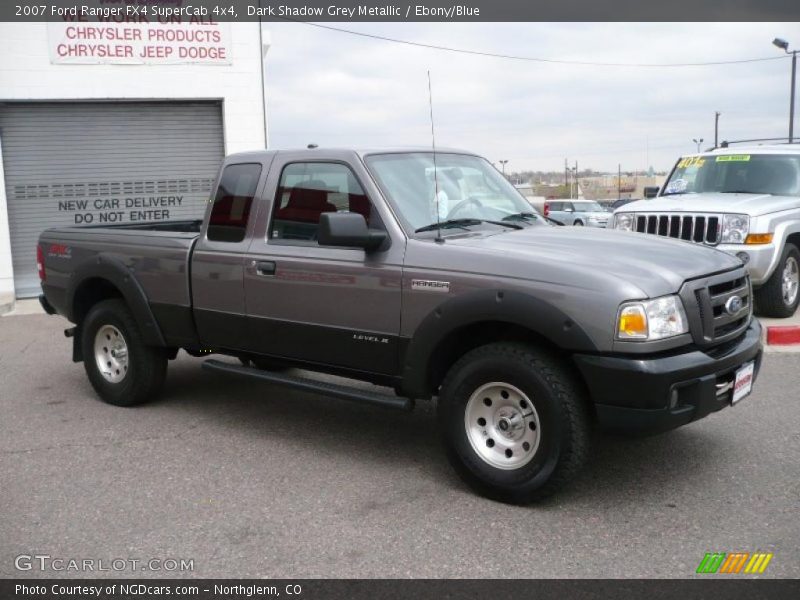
(732, 361, 755, 405)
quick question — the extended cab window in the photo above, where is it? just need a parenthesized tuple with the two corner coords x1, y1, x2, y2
(271, 162, 371, 243)
(207, 163, 262, 243)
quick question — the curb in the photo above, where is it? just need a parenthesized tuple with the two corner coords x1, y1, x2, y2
(766, 325, 800, 346)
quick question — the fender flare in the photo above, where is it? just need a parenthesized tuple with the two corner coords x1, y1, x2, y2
(65, 254, 166, 348)
(400, 289, 597, 398)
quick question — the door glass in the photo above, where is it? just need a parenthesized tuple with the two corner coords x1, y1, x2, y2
(271, 162, 371, 243)
(207, 163, 262, 242)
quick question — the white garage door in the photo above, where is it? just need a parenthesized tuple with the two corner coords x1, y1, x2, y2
(0, 101, 224, 297)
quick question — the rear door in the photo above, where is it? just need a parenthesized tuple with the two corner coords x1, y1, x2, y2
(191, 158, 272, 349)
(242, 152, 405, 376)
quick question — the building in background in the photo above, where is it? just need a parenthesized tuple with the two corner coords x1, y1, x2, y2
(0, 18, 269, 307)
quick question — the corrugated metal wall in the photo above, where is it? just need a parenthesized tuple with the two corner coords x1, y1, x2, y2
(0, 101, 224, 296)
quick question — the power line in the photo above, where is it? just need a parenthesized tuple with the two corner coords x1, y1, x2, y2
(282, 20, 790, 68)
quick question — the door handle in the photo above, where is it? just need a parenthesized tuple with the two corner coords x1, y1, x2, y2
(255, 260, 276, 276)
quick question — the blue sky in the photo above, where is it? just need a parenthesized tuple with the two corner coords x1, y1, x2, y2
(263, 22, 798, 172)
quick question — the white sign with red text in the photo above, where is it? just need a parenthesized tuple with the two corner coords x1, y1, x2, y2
(47, 20, 232, 65)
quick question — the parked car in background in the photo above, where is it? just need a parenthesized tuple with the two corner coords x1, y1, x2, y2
(544, 200, 610, 227)
(611, 144, 800, 317)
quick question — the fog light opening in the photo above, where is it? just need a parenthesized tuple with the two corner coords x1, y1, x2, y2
(669, 388, 679, 410)
(736, 251, 750, 265)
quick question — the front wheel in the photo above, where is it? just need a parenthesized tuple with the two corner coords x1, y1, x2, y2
(81, 299, 167, 406)
(755, 243, 800, 318)
(437, 343, 592, 504)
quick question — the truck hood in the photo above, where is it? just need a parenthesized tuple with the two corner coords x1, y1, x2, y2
(448, 225, 742, 298)
(619, 192, 800, 217)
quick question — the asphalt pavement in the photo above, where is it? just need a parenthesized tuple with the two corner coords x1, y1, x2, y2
(1, 313, 798, 579)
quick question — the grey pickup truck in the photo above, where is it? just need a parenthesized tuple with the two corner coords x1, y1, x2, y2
(38, 148, 763, 503)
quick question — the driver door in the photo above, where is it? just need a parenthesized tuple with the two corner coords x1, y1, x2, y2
(242, 155, 404, 376)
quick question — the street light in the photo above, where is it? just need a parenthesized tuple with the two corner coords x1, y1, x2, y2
(692, 138, 704, 152)
(772, 37, 797, 143)
(498, 159, 509, 176)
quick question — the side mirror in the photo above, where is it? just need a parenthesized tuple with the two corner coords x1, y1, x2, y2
(318, 212, 387, 251)
(643, 186, 659, 199)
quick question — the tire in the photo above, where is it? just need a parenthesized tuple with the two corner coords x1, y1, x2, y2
(437, 342, 592, 504)
(754, 243, 800, 318)
(81, 299, 167, 407)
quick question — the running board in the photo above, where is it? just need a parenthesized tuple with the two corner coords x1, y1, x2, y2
(202, 359, 414, 412)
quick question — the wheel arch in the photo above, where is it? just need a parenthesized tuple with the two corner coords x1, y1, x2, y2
(66, 255, 166, 361)
(400, 289, 598, 399)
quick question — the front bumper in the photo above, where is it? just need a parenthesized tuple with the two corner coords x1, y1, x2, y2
(573, 319, 763, 435)
(716, 243, 776, 286)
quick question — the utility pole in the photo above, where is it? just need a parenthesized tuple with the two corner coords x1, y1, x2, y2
(617, 164, 621, 201)
(714, 112, 721, 148)
(574, 161, 578, 199)
(772, 38, 797, 143)
(791, 50, 797, 142)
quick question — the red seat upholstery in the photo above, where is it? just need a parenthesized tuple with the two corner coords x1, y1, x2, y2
(275, 186, 337, 224)
(348, 194, 371, 221)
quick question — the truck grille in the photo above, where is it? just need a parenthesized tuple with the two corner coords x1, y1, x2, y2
(634, 214, 721, 246)
(679, 269, 752, 347)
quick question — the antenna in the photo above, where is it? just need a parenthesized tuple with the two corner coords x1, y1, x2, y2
(427, 70, 443, 243)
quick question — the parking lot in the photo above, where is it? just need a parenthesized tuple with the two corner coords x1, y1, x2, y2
(1, 312, 798, 579)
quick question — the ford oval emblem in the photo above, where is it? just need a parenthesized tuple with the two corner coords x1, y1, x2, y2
(725, 295, 743, 315)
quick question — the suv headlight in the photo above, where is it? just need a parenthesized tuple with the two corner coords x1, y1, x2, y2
(614, 213, 635, 231)
(617, 295, 689, 341)
(721, 214, 749, 244)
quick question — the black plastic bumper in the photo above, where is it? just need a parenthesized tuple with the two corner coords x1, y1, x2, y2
(38, 293, 56, 315)
(573, 320, 763, 435)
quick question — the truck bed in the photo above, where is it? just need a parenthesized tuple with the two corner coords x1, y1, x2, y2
(39, 220, 202, 320)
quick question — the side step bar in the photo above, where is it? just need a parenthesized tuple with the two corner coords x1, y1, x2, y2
(202, 359, 414, 412)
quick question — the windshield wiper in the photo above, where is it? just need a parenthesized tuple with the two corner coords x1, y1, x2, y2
(414, 218, 522, 233)
(415, 218, 481, 233)
(502, 212, 540, 223)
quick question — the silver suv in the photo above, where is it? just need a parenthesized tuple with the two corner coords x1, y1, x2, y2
(612, 144, 800, 317)
(545, 200, 609, 227)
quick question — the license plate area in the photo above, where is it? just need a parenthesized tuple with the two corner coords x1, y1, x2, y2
(731, 361, 755, 405)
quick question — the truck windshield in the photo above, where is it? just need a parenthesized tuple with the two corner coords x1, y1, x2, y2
(663, 153, 800, 197)
(365, 152, 542, 233)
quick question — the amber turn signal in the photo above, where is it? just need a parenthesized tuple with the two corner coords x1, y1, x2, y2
(745, 233, 773, 245)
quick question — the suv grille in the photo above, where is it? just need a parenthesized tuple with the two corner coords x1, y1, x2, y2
(679, 270, 752, 347)
(634, 214, 721, 246)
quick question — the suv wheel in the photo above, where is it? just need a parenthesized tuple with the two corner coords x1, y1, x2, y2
(755, 243, 800, 318)
(81, 299, 167, 406)
(437, 342, 592, 503)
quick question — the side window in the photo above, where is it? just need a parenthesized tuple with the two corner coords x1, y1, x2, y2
(550, 202, 563, 211)
(271, 162, 372, 243)
(207, 163, 262, 243)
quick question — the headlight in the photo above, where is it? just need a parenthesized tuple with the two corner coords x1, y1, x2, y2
(721, 214, 749, 244)
(617, 295, 689, 341)
(614, 213, 634, 231)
